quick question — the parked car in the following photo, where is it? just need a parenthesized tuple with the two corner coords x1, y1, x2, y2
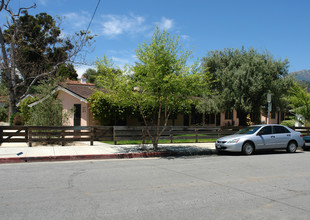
(302, 136, 310, 151)
(215, 124, 305, 155)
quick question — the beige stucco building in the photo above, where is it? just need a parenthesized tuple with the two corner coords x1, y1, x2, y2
(32, 78, 285, 127)
(56, 79, 99, 126)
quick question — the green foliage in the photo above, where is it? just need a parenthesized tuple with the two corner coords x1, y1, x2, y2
(95, 55, 123, 90)
(0, 81, 8, 96)
(280, 120, 295, 127)
(88, 91, 129, 125)
(288, 81, 310, 123)
(128, 27, 211, 149)
(19, 96, 39, 124)
(0, 106, 8, 122)
(9, 112, 22, 125)
(131, 27, 209, 114)
(57, 63, 78, 80)
(201, 47, 291, 125)
(83, 68, 97, 83)
(3, 11, 73, 83)
(1, 4, 94, 116)
(22, 80, 69, 126)
(26, 96, 64, 126)
(0, 81, 9, 122)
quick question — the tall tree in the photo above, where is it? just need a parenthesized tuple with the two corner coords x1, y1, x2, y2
(127, 27, 211, 149)
(288, 81, 310, 124)
(83, 68, 97, 83)
(0, 1, 93, 116)
(95, 55, 122, 89)
(201, 47, 291, 125)
(57, 63, 78, 80)
(89, 56, 129, 126)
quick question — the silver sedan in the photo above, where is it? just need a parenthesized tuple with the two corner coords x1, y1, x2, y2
(215, 124, 305, 155)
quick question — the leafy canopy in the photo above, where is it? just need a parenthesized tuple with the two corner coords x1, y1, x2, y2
(201, 47, 291, 125)
(288, 81, 310, 124)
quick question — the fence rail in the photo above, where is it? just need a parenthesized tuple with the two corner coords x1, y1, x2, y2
(0, 126, 308, 147)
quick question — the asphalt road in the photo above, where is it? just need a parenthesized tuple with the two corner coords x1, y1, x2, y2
(1, 150, 310, 220)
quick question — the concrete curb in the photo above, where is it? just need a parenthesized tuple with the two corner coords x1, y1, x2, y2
(0, 149, 216, 164)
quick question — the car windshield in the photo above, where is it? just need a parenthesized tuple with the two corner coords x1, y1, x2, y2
(236, 126, 262, 134)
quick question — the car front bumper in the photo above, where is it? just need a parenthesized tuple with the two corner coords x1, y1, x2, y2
(215, 142, 243, 152)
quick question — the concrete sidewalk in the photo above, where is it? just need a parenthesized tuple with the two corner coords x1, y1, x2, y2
(0, 141, 216, 163)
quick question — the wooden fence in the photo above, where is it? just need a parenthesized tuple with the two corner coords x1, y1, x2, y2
(0, 126, 113, 147)
(112, 126, 242, 144)
(0, 126, 308, 147)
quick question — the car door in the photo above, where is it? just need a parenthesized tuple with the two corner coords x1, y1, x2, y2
(256, 126, 277, 149)
(272, 125, 291, 148)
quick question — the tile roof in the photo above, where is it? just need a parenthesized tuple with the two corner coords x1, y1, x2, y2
(59, 81, 97, 99)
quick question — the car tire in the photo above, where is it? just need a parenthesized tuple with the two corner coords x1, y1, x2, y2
(302, 145, 310, 151)
(286, 141, 297, 153)
(242, 142, 254, 155)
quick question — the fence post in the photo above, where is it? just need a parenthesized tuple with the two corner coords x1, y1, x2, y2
(142, 128, 145, 145)
(28, 127, 32, 147)
(113, 126, 117, 145)
(90, 127, 94, 146)
(61, 128, 65, 146)
(25, 127, 29, 144)
(195, 128, 198, 143)
(170, 127, 173, 143)
(0, 127, 3, 146)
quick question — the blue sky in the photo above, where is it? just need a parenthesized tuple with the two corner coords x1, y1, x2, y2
(2, 0, 310, 77)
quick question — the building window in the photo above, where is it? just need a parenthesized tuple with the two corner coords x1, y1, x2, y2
(225, 111, 233, 120)
(205, 113, 215, 125)
(191, 106, 203, 125)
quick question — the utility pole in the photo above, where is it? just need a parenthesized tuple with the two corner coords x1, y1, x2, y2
(267, 93, 272, 124)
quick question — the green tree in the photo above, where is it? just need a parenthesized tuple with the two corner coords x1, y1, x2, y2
(288, 81, 310, 125)
(57, 63, 78, 80)
(83, 68, 97, 83)
(95, 55, 122, 89)
(88, 56, 130, 125)
(127, 27, 211, 150)
(0, 1, 93, 116)
(21, 79, 70, 126)
(88, 91, 129, 126)
(201, 47, 291, 125)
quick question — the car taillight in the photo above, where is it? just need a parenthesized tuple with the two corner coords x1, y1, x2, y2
(300, 135, 303, 138)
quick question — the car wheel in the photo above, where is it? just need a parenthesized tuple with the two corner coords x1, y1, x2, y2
(287, 141, 297, 153)
(242, 142, 254, 155)
(302, 145, 310, 151)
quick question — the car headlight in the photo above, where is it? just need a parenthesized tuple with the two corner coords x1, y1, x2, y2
(227, 138, 240, 144)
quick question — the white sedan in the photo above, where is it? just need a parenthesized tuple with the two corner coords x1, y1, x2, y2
(215, 124, 305, 155)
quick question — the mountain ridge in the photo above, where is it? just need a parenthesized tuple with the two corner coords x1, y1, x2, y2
(291, 69, 310, 82)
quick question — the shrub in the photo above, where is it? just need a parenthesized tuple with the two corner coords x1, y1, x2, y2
(0, 105, 8, 122)
(12, 113, 23, 125)
(281, 120, 295, 128)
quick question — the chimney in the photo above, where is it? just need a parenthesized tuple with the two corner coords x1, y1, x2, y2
(81, 75, 87, 84)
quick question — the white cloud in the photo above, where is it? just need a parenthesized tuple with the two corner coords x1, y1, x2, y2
(158, 17, 174, 30)
(181, 35, 190, 40)
(37, 0, 48, 6)
(100, 14, 147, 37)
(75, 64, 95, 78)
(63, 11, 90, 29)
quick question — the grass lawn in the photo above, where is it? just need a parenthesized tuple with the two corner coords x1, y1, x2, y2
(103, 138, 217, 145)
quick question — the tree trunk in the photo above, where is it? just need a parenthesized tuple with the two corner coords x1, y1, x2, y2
(9, 92, 17, 117)
(237, 110, 248, 126)
(152, 142, 158, 151)
(252, 105, 261, 124)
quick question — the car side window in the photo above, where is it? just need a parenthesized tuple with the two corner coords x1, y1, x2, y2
(258, 126, 272, 135)
(273, 126, 290, 134)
